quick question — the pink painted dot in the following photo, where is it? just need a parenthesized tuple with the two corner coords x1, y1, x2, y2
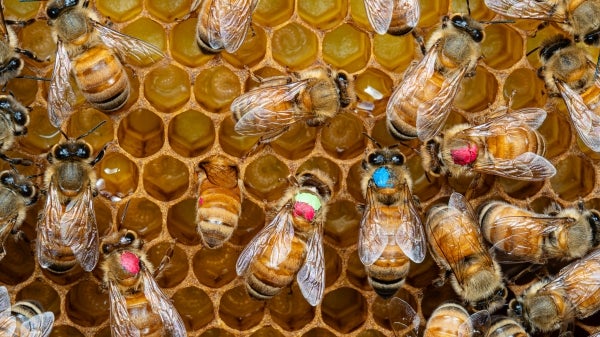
(120, 251, 140, 275)
(198, 197, 204, 206)
(293, 202, 315, 222)
(450, 144, 478, 166)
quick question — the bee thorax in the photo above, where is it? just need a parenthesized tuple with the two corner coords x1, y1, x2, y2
(120, 251, 141, 275)
(450, 144, 478, 165)
(372, 167, 394, 188)
(293, 202, 316, 221)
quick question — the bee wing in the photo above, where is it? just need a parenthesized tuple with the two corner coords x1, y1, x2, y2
(92, 21, 164, 64)
(556, 80, 600, 152)
(232, 80, 310, 138)
(0, 216, 18, 260)
(48, 40, 75, 128)
(297, 222, 325, 306)
(190, 0, 201, 11)
(37, 181, 65, 270)
(20, 312, 55, 337)
(236, 206, 294, 275)
(0, 286, 9, 313)
(358, 184, 388, 266)
(0, 316, 16, 336)
(60, 185, 99, 272)
(463, 108, 547, 137)
(140, 265, 187, 337)
(109, 280, 141, 337)
(458, 310, 490, 337)
(389, 297, 419, 337)
(416, 64, 468, 141)
(402, 0, 421, 29)
(473, 151, 556, 180)
(213, 0, 257, 53)
(483, 0, 567, 22)
(395, 183, 426, 263)
(200, 162, 238, 188)
(364, 0, 394, 34)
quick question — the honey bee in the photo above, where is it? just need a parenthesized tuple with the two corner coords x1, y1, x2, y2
(101, 229, 187, 337)
(479, 200, 600, 264)
(0, 95, 31, 154)
(364, 0, 420, 36)
(509, 248, 600, 333)
(46, 0, 164, 128)
(423, 302, 491, 337)
(426, 192, 507, 312)
(537, 36, 600, 152)
(0, 169, 38, 260)
(486, 316, 529, 337)
(420, 108, 556, 181)
(386, 14, 483, 141)
(359, 144, 426, 298)
(0, 286, 54, 337)
(191, 0, 259, 53)
(196, 155, 242, 249)
(231, 67, 353, 146)
(36, 122, 106, 273)
(236, 170, 333, 306)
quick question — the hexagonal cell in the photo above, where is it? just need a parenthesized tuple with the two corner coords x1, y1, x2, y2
(302, 328, 337, 337)
(49, 325, 85, 337)
(192, 244, 238, 288)
(251, 327, 285, 337)
(167, 198, 200, 245)
(243, 154, 290, 202)
(324, 200, 360, 247)
(253, 0, 294, 27)
(272, 23, 319, 70)
(146, 242, 188, 288)
(346, 250, 370, 290)
(536, 109, 571, 159)
(451, 0, 496, 20)
(321, 113, 367, 160)
(324, 244, 342, 287)
(503, 68, 547, 109)
(144, 64, 190, 113)
(170, 18, 214, 67)
(219, 285, 265, 330)
(372, 289, 418, 331)
(97, 152, 139, 199)
(321, 287, 367, 333)
(354, 68, 394, 116)
(194, 65, 241, 113)
(67, 109, 113, 152)
(297, 156, 342, 192)
(421, 282, 462, 318)
(17, 107, 60, 155)
(347, 160, 365, 203)
(222, 24, 268, 68)
(96, 0, 142, 22)
(230, 199, 265, 246)
(323, 24, 370, 73)
(18, 20, 55, 63)
(356, 330, 386, 337)
(268, 285, 315, 331)
(116, 197, 162, 241)
(550, 155, 595, 201)
(271, 123, 318, 160)
(16, 279, 60, 318)
(6, 68, 38, 107)
(349, 0, 371, 30)
(406, 252, 439, 288)
(298, 0, 347, 30)
(453, 66, 498, 113)
(481, 24, 523, 70)
(406, 153, 442, 202)
(200, 328, 235, 337)
(498, 177, 544, 199)
(143, 155, 189, 201)
(147, 0, 189, 22)
(419, 0, 450, 27)
(118, 108, 164, 158)
(65, 279, 109, 326)
(172, 286, 214, 332)
(0, 233, 34, 285)
(121, 17, 166, 66)
(219, 116, 261, 157)
(374, 34, 417, 73)
(4, 0, 40, 19)
(529, 196, 559, 214)
(168, 109, 215, 157)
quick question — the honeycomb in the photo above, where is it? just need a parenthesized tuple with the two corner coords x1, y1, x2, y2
(1, 0, 599, 336)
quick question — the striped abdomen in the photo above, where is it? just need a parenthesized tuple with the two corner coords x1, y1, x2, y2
(196, 177, 241, 249)
(124, 291, 163, 336)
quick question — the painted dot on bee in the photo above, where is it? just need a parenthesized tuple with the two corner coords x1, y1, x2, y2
(120, 251, 140, 275)
(372, 167, 393, 188)
(450, 144, 478, 166)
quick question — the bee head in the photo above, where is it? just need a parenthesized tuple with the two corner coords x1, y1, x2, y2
(450, 15, 483, 43)
(101, 230, 140, 255)
(539, 36, 572, 63)
(0, 171, 15, 187)
(52, 141, 92, 161)
(47, 0, 80, 19)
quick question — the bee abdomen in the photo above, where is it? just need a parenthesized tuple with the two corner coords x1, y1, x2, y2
(366, 249, 410, 298)
(72, 45, 129, 112)
(11, 300, 45, 322)
(197, 185, 241, 248)
(125, 293, 163, 336)
(41, 245, 78, 274)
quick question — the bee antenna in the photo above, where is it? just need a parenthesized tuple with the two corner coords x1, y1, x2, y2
(362, 132, 382, 148)
(14, 75, 51, 82)
(479, 20, 515, 25)
(526, 46, 541, 57)
(75, 120, 107, 140)
(119, 199, 131, 227)
(0, 3, 8, 44)
(466, 0, 471, 16)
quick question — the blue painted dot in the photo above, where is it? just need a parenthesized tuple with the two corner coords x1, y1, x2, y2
(373, 167, 393, 188)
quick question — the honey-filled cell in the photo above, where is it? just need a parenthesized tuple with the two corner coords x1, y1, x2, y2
(324, 199, 361, 247)
(49, 325, 85, 337)
(172, 286, 214, 332)
(6, 68, 38, 107)
(144, 64, 191, 113)
(373, 34, 416, 73)
(120, 17, 167, 66)
(303, 328, 337, 337)
(268, 285, 315, 331)
(218, 116, 261, 158)
(168, 109, 215, 157)
(117, 108, 164, 158)
(222, 24, 268, 68)
(481, 24, 523, 70)
(538, 108, 571, 159)
(503, 68, 547, 110)
(146, 242, 189, 288)
(18, 106, 61, 155)
(550, 155, 595, 201)
(0, 233, 35, 285)
(253, 0, 294, 27)
(272, 23, 319, 70)
(96, 0, 142, 22)
(419, 0, 449, 27)
(243, 154, 290, 202)
(192, 244, 238, 288)
(97, 152, 139, 199)
(230, 199, 266, 246)
(67, 109, 113, 152)
(200, 328, 235, 337)
(354, 68, 394, 116)
(117, 197, 162, 241)
(323, 24, 370, 73)
(147, 0, 190, 22)
(271, 123, 317, 160)
(453, 66, 498, 113)
(194, 65, 241, 113)
(251, 327, 285, 337)
(18, 20, 55, 63)
(167, 198, 201, 245)
(298, 0, 347, 30)
(17, 280, 61, 317)
(321, 113, 367, 160)
(65, 279, 109, 327)
(4, 0, 40, 19)
(142, 155, 189, 201)
(321, 287, 368, 333)
(348, 0, 370, 30)
(297, 156, 342, 192)
(371, 289, 418, 331)
(218, 285, 266, 331)
(451, 0, 495, 20)
(170, 18, 214, 68)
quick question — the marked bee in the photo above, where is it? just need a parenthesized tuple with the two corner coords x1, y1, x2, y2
(386, 14, 483, 141)
(101, 230, 187, 337)
(196, 155, 242, 249)
(236, 170, 333, 306)
(359, 143, 426, 298)
(509, 248, 600, 333)
(420, 108, 556, 181)
(36, 122, 106, 273)
(479, 200, 600, 264)
(537, 36, 600, 152)
(191, 0, 259, 53)
(424, 302, 490, 337)
(364, 0, 420, 36)
(426, 192, 507, 313)
(231, 67, 353, 146)
(0, 286, 54, 337)
(0, 169, 38, 260)
(46, 0, 164, 128)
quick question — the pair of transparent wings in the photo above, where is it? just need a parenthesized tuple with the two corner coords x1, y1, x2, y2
(0, 215, 19, 261)
(364, 0, 420, 35)
(483, 0, 568, 22)
(48, 20, 164, 128)
(36, 180, 99, 272)
(556, 78, 600, 152)
(358, 181, 426, 266)
(235, 205, 326, 306)
(386, 42, 469, 141)
(0, 287, 54, 337)
(108, 263, 187, 337)
(191, 0, 256, 53)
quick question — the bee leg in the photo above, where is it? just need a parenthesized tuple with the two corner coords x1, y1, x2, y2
(153, 241, 176, 278)
(4, 19, 35, 27)
(14, 48, 49, 63)
(0, 153, 32, 166)
(89, 144, 108, 167)
(432, 270, 449, 287)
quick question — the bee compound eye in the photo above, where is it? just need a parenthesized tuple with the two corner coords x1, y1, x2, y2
(124, 232, 136, 243)
(0, 172, 13, 185)
(76, 145, 90, 159)
(54, 146, 70, 160)
(13, 110, 27, 126)
(368, 153, 385, 165)
(20, 184, 33, 197)
(390, 154, 404, 165)
(47, 7, 61, 19)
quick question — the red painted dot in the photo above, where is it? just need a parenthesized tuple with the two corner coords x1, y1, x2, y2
(120, 251, 140, 275)
(450, 144, 478, 166)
